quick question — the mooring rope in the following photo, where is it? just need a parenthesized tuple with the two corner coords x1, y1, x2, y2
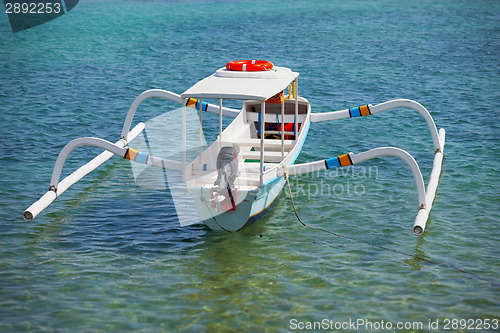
(281, 168, 498, 287)
(284, 167, 306, 227)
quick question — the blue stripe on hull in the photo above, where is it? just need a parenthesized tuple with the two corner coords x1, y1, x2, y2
(202, 178, 284, 232)
(241, 188, 283, 229)
(202, 112, 311, 232)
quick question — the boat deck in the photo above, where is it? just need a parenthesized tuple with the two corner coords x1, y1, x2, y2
(187, 99, 309, 188)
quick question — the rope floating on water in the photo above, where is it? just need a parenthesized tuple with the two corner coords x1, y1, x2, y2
(282, 168, 499, 287)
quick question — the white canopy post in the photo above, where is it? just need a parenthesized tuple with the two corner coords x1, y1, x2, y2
(199, 98, 203, 164)
(294, 78, 298, 140)
(182, 100, 187, 182)
(219, 99, 223, 144)
(260, 100, 265, 185)
(281, 95, 285, 159)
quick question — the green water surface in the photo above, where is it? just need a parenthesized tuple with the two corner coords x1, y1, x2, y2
(1, 0, 499, 331)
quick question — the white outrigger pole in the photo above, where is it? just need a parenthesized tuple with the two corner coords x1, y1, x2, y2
(23, 63, 445, 236)
(23, 89, 240, 222)
(282, 99, 445, 235)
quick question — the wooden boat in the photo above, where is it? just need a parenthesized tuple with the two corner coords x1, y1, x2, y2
(23, 60, 445, 235)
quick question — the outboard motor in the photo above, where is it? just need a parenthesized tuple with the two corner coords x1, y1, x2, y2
(212, 146, 239, 211)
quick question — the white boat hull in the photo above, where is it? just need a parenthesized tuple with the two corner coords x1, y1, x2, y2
(199, 176, 286, 231)
(186, 98, 311, 231)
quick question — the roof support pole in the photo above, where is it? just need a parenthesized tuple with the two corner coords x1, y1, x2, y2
(281, 96, 285, 159)
(199, 98, 203, 164)
(294, 78, 298, 141)
(260, 100, 265, 185)
(219, 99, 223, 145)
(182, 100, 186, 182)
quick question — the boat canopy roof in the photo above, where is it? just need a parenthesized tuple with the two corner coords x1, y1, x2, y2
(181, 66, 299, 101)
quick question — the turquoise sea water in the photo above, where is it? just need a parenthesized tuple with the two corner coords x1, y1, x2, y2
(1, 0, 499, 331)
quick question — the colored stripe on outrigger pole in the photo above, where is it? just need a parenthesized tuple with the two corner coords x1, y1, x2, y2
(186, 98, 208, 111)
(349, 104, 371, 117)
(324, 153, 353, 169)
(124, 148, 149, 164)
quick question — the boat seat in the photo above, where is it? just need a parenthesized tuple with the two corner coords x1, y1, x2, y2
(240, 150, 288, 163)
(233, 138, 294, 150)
(191, 174, 260, 187)
(254, 111, 299, 140)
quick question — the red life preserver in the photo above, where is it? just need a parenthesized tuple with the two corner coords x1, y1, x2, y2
(226, 60, 274, 71)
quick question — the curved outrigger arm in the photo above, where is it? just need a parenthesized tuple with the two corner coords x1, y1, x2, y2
(120, 89, 240, 141)
(48, 138, 183, 193)
(281, 131, 445, 236)
(24, 88, 240, 222)
(23, 123, 182, 221)
(310, 99, 443, 152)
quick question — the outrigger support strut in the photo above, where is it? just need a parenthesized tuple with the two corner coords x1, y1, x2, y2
(284, 147, 425, 206)
(48, 137, 183, 192)
(121, 89, 239, 141)
(23, 123, 183, 221)
(311, 99, 443, 152)
(23, 123, 143, 221)
(24, 89, 240, 222)
(301, 99, 446, 235)
(282, 129, 445, 236)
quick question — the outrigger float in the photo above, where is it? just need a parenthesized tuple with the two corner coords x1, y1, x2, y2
(23, 60, 445, 235)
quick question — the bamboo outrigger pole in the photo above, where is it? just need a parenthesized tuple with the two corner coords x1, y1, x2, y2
(24, 89, 241, 222)
(23, 122, 145, 221)
(283, 99, 445, 235)
(280, 136, 445, 236)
